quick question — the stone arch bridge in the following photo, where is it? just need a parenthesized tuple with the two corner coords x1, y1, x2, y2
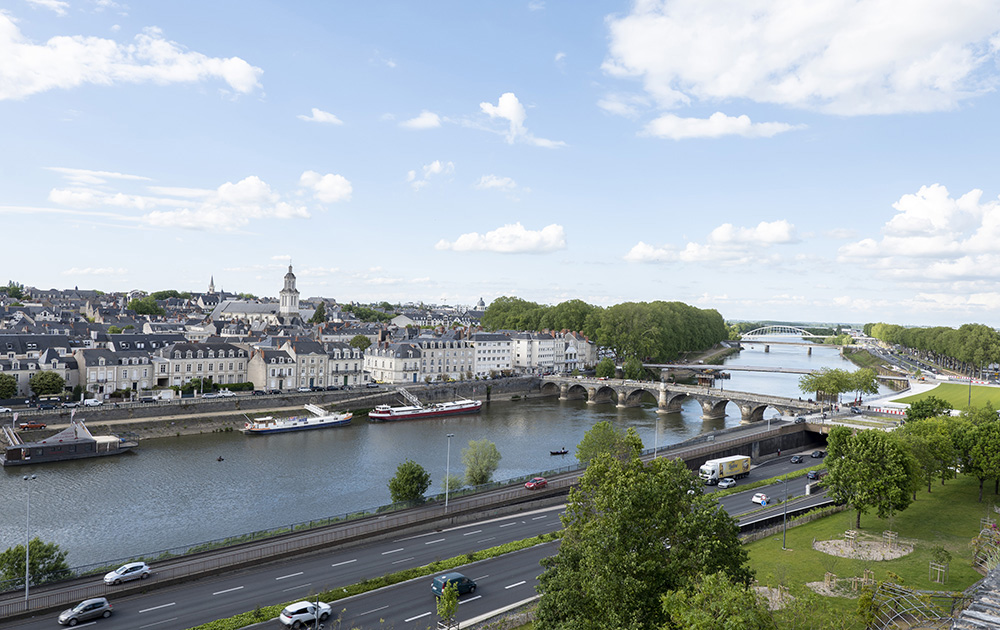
(539, 376, 821, 423)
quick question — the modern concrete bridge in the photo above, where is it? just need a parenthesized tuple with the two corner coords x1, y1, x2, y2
(539, 376, 822, 423)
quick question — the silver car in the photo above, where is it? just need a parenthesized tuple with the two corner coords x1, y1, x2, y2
(58, 597, 112, 625)
(103, 561, 150, 585)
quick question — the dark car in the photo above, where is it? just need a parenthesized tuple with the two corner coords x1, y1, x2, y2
(793, 416, 806, 424)
(265, 389, 281, 395)
(431, 572, 477, 597)
(251, 390, 266, 396)
(811, 450, 826, 458)
(38, 403, 57, 410)
(325, 385, 340, 391)
(806, 470, 821, 480)
(850, 407, 863, 414)
(790, 455, 803, 464)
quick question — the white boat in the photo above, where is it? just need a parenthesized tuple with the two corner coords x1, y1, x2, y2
(368, 388, 482, 422)
(243, 404, 352, 435)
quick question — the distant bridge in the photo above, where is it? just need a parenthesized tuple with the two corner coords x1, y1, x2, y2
(742, 325, 826, 338)
(540, 376, 821, 423)
(644, 364, 908, 381)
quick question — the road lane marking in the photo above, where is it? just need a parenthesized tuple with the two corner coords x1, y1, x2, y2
(282, 583, 311, 592)
(425, 538, 446, 545)
(476, 537, 496, 543)
(213, 586, 244, 595)
(359, 605, 389, 616)
(382, 547, 404, 555)
(499, 522, 516, 528)
(405, 612, 432, 622)
(505, 581, 526, 589)
(332, 559, 357, 567)
(70, 624, 96, 628)
(391, 556, 416, 565)
(459, 595, 482, 604)
(532, 515, 547, 520)
(140, 619, 178, 628)
(276, 572, 304, 580)
(463, 529, 482, 536)
(139, 602, 176, 613)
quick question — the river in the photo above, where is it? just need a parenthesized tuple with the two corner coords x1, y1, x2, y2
(0, 339, 890, 569)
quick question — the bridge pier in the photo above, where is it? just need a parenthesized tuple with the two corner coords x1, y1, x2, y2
(807, 347, 812, 356)
(616, 391, 627, 408)
(699, 399, 728, 420)
(558, 384, 569, 401)
(764, 345, 769, 352)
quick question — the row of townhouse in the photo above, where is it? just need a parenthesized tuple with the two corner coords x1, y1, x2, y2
(364, 333, 476, 384)
(509, 331, 596, 375)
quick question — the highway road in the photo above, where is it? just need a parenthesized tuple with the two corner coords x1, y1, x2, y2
(6, 452, 829, 630)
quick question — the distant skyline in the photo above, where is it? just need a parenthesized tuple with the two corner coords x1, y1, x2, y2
(3, 1, 1000, 327)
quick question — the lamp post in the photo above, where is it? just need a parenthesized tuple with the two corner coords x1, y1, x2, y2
(23, 474, 37, 602)
(781, 476, 789, 550)
(445, 433, 455, 510)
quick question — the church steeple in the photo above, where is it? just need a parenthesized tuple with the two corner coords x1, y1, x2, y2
(279, 264, 300, 317)
(209, 275, 215, 294)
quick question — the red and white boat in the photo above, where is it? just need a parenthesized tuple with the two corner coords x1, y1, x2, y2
(368, 388, 482, 422)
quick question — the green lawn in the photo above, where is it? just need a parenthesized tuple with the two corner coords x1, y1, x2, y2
(893, 382, 1000, 411)
(746, 474, 993, 628)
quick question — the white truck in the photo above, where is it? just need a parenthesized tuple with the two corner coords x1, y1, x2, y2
(699, 455, 751, 485)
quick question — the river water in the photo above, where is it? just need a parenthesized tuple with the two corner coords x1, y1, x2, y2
(0, 340, 890, 568)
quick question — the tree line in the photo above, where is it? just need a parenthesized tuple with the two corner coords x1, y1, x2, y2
(866, 322, 1000, 377)
(482, 297, 728, 362)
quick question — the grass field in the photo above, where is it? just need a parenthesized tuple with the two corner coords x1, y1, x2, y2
(893, 382, 1000, 410)
(745, 474, 993, 628)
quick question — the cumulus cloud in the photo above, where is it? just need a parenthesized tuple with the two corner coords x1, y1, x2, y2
(603, 0, 1000, 116)
(297, 108, 343, 124)
(475, 175, 517, 192)
(625, 220, 798, 264)
(479, 93, 565, 148)
(435, 222, 566, 253)
(400, 110, 441, 129)
(141, 176, 309, 230)
(643, 112, 803, 139)
(26, 0, 69, 16)
(407, 160, 454, 191)
(0, 17, 263, 100)
(838, 184, 1000, 282)
(299, 170, 352, 203)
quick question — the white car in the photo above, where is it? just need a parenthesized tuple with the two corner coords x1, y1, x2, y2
(279, 600, 331, 628)
(217, 389, 235, 397)
(103, 561, 150, 585)
(0, 407, 11, 413)
(83, 399, 103, 407)
(751, 493, 769, 506)
(201, 392, 219, 399)
(717, 477, 736, 489)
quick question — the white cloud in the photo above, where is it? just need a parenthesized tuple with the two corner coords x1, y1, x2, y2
(141, 176, 309, 230)
(625, 219, 798, 264)
(435, 222, 566, 253)
(0, 18, 263, 100)
(596, 93, 649, 118)
(45, 167, 152, 186)
(475, 175, 517, 191)
(400, 110, 441, 129)
(297, 108, 343, 124)
(838, 184, 1000, 282)
(643, 112, 803, 139)
(408, 160, 454, 191)
(62, 267, 127, 276)
(479, 92, 565, 148)
(299, 170, 352, 203)
(26, 0, 69, 16)
(603, 0, 1000, 116)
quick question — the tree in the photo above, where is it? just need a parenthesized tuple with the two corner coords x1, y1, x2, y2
(440, 473, 464, 495)
(436, 580, 459, 628)
(897, 417, 956, 493)
(825, 427, 916, 528)
(535, 455, 752, 630)
(107, 326, 123, 334)
(798, 368, 852, 407)
(848, 368, 879, 402)
(2, 280, 25, 300)
(462, 439, 501, 486)
(661, 571, 776, 630)
(349, 335, 372, 351)
(0, 373, 16, 399)
(0, 538, 70, 587)
(906, 396, 952, 422)
(388, 459, 431, 503)
(309, 302, 326, 324)
(150, 290, 188, 301)
(29, 371, 65, 397)
(622, 356, 645, 380)
(595, 357, 616, 378)
(576, 421, 643, 465)
(127, 296, 165, 316)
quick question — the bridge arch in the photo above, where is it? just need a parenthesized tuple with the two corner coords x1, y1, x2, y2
(742, 325, 820, 338)
(540, 381, 561, 397)
(623, 387, 658, 408)
(588, 385, 618, 405)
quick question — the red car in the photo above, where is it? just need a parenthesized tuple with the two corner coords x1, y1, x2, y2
(525, 477, 548, 490)
(18, 421, 47, 430)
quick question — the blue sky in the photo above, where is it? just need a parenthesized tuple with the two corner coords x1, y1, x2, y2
(3, 1, 1000, 327)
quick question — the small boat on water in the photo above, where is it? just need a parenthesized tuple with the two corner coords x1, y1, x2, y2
(550, 448, 569, 456)
(1, 414, 138, 467)
(243, 404, 352, 435)
(368, 388, 482, 422)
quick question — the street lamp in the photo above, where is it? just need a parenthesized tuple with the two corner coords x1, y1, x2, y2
(445, 433, 455, 510)
(23, 474, 37, 602)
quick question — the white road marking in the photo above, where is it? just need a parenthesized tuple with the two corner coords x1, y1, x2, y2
(476, 537, 496, 543)
(459, 595, 482, 604)
(282, 583, 311, 592)
(463, 529, 482, 536)
(499, 522, 516, 528)
(139, 602, 176, 613)
(275, 571, 304, 580)
(382, 547, 404, 555)
(139, 619, 178, 628)
(359, 605, 389, 616)
(505, 581, 526, 589)
(213, 586, 244, 595)
(532, 515, 547, 520)
(332, 559, 357, 567)
(391, 556, 416, 565)
(425, 538, 446, 545)
(404, 611, 432, 622)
